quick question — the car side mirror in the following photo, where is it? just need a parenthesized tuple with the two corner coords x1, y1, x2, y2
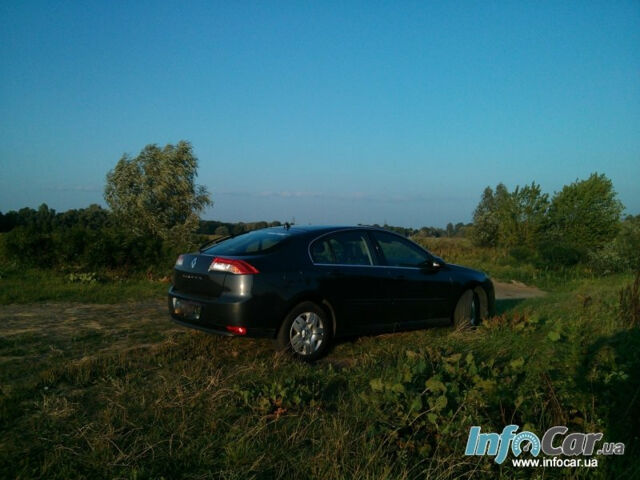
(421, 260, 443, 272)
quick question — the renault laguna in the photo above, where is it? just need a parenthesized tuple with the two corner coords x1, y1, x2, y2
(168, 225, 495, 361)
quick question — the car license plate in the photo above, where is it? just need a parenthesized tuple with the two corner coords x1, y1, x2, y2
(174, 299, 202, 320)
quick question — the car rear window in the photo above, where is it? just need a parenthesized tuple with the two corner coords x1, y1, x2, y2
(203, 229, 291, 256)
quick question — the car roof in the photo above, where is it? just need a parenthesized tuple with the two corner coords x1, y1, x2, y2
(265, 224, 388, 236)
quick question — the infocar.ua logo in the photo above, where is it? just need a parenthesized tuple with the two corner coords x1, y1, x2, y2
(464, 425, 623, 465)
(465, 425, 541, 464)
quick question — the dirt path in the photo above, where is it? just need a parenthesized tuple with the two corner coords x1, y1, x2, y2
(0, 300, 168, 336)
(493, 280, 546, 299)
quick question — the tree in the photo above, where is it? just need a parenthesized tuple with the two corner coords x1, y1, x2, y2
(471, 186, 500, 246)
(214, 225, 230, 236)
(472, 182, 549, 248)
(589, 215, 640, 273)
(104, 141, 212, 242)
(496, 182, 549, 248)
(34, 203, 56, 232)
(546, 173, 623, 251)
(446, 222, 454, 237)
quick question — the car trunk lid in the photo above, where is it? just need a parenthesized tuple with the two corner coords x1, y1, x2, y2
(173, 254, 226, 297)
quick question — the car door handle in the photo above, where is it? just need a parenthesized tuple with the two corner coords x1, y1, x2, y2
(329, 269, 344, 277)
(394, 274, 406, 280)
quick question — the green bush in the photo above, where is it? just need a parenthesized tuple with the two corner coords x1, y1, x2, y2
(618, 272, 640, 328)
(2, 226, 55, 267)
(590, 217, 640, 274)
(66, 272, 99, 284)
(1, 223, 190, 274)
(536, 240, 586, 267)
(508, 246, 536, 264)
(0, 203, 205, 274)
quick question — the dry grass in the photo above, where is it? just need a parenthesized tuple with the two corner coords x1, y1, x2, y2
(1, 275, 638, 479)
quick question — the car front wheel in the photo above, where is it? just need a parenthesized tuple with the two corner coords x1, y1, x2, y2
(277, 301, 332, 361)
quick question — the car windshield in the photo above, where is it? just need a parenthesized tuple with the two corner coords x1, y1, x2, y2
(203, 229, 291, 256)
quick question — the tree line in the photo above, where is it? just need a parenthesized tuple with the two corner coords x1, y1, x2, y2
(0, 207, 284, 240)
(0, 204, 465, 272)
(1, 140, 638, 274)
(470, 173, 639, 271)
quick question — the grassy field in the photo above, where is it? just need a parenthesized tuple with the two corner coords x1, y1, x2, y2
(0, 265, 168, 304)
(1, 268, 639, 478)
(412, 236, 592, 289)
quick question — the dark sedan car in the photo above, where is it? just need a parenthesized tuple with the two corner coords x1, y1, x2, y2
(168, 225, 494, 361)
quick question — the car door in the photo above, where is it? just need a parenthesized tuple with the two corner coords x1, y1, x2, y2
(369, 231, 452, 327)
(309, 230, 392, 335)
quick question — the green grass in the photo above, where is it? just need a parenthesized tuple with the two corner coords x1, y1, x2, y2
(0, 266, 168, 304)
(1, 273, 638, 479)
(413, 236, 592, 288)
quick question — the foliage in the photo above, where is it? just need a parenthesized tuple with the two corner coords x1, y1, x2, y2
(1, 225, 55, 267)
(200, 220, 287, 237)
(619, 271, 640, 328)
(471, 182, 548, 248)
(66, 272, 98, 284)
(0, 213, 203, 276)
(546, 173, 623, 252)
(0, 203, 109, 233)
(214, 225, 230, 236)
(104, 140, 212, 243)
(470, 186, 500, 247)
(508, 245, 536, 264)
(469, 173, 631, 272)
(589, 215, 640, 273)
(499, 182, 549, 248)
(0, 266, 167, 304)
(537, 240, 585, 267)
(0, 206, 295, 276)
(412, 235, 591, 289)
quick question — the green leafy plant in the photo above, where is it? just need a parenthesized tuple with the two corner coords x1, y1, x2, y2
(619, 271, 640, 327)
(66, 272, 99, 284)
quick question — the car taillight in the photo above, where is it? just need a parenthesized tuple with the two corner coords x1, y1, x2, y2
(226, 326, 247, 335)
(175, 254, 185, 266)
(209, 257, 259, 274)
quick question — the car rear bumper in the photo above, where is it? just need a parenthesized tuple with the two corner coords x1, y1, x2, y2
(167, 287, 277, 338)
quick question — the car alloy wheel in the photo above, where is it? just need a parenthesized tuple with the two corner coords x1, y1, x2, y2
(289, 312, 325, 355)
(277, 301, 332, 361)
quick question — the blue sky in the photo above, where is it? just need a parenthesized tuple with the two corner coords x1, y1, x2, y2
(1, 1, 638, 227)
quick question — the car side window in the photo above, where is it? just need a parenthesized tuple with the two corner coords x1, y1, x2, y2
(310, 239, 334, 263)
(310, 231, 373, 266)
(371, 231, 429, 267)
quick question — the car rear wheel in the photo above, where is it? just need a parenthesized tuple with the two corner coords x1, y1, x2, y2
(277, 301, 332, 361)
(453, 289, 480, 329)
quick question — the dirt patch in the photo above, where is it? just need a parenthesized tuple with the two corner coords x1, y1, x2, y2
(494, 280, 546, 299)
(0, 300, 185, 368)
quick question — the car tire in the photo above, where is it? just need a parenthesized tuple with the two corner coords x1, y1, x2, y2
(453, 289, 480, 329)
(277, 301, 332, 362)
